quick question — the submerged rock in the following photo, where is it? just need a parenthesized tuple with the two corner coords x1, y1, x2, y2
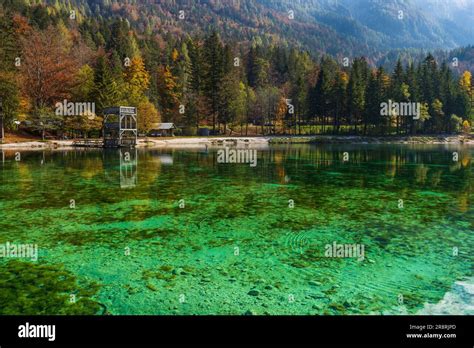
(248, 289, 260, 296)
(146, 283, 158, 291)
(343, 300, 352, 308)
(172, 268, 184, 275)
(308, 280, 322, 286)
(244, 309, 257, 315)
(418, 278, 474, 315)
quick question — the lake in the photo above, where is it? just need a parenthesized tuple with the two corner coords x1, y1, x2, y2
(0, 144, 472, 315)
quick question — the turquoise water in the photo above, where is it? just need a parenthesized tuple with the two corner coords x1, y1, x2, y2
(0, 144, 472, 315)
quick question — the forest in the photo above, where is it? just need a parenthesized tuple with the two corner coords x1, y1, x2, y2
(0, 0, 472, 138)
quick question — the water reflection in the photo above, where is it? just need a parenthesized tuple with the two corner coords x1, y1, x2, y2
(0, 145, 472, 194)
(157, 154, 173, 165)
(119, 149, 138, 189)
(101, 149, 138, 188)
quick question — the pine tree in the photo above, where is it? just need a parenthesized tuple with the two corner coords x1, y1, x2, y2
(347, 58, 369, 134)
(202, 30, 224, 132)
(0, 14, 19, 73)
(0, 71, 19, 129)
(218, 73, 241, 134)
(107, 19, 140, 60)
(92, 56, 122, 113)
(333, 71, 348, 134)
(247, 46, 257, 88)
(71, 64, 95, 102)
(431, 98, 445, 133)
(366, 70, 380, 135)
(404, 62, 418, 134)
(186, 38, 206, 129)
(458, 71, 472, 121)
(391, 59, 404, 134)
(310, 56, 338, 134)
(188, 38, 203, 94)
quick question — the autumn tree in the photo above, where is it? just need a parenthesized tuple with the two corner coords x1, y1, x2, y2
(156, 65, 180, 123)
(63, 114, 103, 139)
(137, 100, 160, 134)
(20, 26, 79, 111)
(123, 56, 150, 106)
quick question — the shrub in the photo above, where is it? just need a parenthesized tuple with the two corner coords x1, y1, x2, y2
(449, 114, 463, 133)
(461, 120, 471, 133)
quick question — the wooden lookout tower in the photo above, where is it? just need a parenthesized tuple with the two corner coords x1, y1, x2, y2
(103, 106, 138, 147)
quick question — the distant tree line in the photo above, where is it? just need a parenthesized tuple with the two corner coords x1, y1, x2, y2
(0, 1, 472, 139)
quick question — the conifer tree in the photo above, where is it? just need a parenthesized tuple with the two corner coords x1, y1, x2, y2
(92, 56, 122, 113)
(202, 30, 224, 132)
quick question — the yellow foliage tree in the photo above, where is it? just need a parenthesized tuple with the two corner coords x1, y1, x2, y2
(123, 57, 150, 106)
(137, 100, 160, 134)
(462, 120, 471, 133)
(275, 96, 287, 130)
(459, 71, 472, 95)
(171, 48, 179, 62)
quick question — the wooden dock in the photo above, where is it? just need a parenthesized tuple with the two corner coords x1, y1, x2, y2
(72, 139, 104, 148)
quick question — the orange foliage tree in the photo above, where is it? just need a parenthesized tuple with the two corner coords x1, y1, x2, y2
(20, 26, 79, 111)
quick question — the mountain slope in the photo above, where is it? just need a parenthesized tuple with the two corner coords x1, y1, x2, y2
(41, 0, 473, 56)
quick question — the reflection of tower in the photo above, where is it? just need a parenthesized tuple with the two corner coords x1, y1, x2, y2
(120, 148, 138, 188)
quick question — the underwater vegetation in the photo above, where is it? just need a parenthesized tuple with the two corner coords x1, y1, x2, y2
(0, 145, 472, 315)
(0, 260, 102, 315)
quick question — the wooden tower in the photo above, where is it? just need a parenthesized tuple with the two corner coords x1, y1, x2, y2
(103, 106, 138, 147)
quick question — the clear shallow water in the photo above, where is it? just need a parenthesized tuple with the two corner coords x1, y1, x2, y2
(0, 144, 472, 315)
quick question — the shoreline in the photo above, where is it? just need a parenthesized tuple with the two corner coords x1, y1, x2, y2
(0, 134, 472, 150)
